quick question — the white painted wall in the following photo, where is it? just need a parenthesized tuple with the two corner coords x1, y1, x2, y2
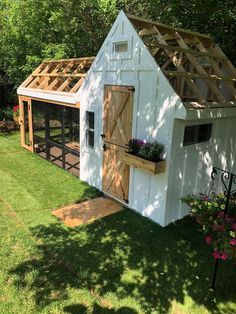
(78, 11, 181, 226)
(165, 115, 236, 226)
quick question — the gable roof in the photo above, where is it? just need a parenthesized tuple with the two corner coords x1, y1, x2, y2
(128, 14, 236, 108)
(19, 57, 94, 95)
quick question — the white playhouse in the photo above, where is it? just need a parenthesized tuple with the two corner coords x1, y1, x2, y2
(17, 11, 236, 226)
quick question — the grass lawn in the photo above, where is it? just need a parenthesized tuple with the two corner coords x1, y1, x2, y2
(0, 132, 235, 314)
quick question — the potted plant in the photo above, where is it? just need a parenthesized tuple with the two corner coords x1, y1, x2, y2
(182, 192, 236, 261)
(123, 138, 166, 174)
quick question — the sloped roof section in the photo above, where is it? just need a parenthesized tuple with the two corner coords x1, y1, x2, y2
(128, 15, 236, 108)
(20, 57, 95, 94)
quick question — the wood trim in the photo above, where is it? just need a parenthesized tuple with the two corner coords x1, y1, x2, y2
(127, 14, 212, 42)
(18, 96, 34, 151)
(123, 152, 166, 174)
(163, 70, 236, 82)
(18, 94, 80, 108)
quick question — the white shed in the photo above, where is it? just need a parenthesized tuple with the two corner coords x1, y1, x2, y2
(17, 11, 236, 226)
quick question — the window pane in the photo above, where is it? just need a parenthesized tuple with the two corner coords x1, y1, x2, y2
(23, 101, 30, 146)
(86, 111, 94, 129)
(114, 42, 128, 53)
(183, 126, 196, 145)
(198, 124, 212, 142)
(87, 130, 94, 148)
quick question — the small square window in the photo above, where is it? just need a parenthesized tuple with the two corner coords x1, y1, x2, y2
(86, 111, 94, 148)
(113, 41, 128, 53)
(198, 124, 212, 142)
(183, 126, 196, 145)
(183, 123, 212, 146)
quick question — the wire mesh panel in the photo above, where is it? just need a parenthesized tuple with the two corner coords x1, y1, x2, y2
(32, 100, 80, 177)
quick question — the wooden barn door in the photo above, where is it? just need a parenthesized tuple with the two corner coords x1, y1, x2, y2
(102, 85, 134, 203)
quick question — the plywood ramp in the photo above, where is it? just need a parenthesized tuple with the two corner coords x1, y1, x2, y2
(52, 197, 123, 227)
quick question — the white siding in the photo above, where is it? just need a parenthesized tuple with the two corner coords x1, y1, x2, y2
(165, 116, 236, 225)
(78, 11, 180, 226)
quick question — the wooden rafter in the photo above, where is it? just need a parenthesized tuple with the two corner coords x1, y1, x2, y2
(129, 14, 236, 108)
(20, 57, 95, 94)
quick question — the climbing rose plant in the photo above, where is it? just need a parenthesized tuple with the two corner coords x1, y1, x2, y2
(182, 192, 236, 261)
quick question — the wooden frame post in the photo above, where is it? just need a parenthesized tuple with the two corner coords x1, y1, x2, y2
(19, 96, 34, 152)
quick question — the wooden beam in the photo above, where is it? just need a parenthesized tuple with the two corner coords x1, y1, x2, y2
(43, 56, 95, 64)
(143, 41, 226, 59)
(127, 14, 212, 43)
(194, 37, 236, 98)
(69, 78, 84, 93)
(184, 100, 236, 109)
(153, 28, 206, 103)
(175, 32, 225, 102)
(164, 70, 236, 82)
(33, 73, 87, 78)
(57, 78, 71, 92)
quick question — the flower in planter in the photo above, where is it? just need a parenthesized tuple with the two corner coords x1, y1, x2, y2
(128, 138, 164, 162)
(128, 138, 145, 155)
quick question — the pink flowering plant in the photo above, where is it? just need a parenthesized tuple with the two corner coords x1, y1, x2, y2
(13, 104, 19, 118)
(182, 192, 236, 261)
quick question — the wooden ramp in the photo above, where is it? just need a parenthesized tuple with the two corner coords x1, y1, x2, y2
(52, 197, 123, 227)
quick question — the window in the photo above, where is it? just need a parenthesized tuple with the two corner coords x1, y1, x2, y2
(183, 123, 212, 146)
(86, 111, 94, 148)
(113, 41, 128, 53)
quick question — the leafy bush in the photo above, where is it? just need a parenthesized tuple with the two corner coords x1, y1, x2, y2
(128, 138, 164, 162)
(0, 107, 14, 121)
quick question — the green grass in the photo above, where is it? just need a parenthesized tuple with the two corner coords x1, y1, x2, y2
(0, 132, 235, 314)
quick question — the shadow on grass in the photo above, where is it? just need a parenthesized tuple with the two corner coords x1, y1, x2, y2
(9, 211, 236, 313)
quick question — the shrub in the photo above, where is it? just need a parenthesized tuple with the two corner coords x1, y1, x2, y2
(0, 106, 14, 121)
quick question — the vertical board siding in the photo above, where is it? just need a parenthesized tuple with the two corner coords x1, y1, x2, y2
(79, 11, 182, 226)
(165, 117, 236, 225)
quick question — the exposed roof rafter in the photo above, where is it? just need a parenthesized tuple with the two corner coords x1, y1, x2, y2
(128, 14, 236, 109)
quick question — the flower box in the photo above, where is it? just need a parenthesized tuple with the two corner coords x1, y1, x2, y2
(123, 152, 166, 174)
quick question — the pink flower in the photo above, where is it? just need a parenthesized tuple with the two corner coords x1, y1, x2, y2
(205, 235, 212, 245)
(221, 252, 228, 261)
(213, 251, 221, 259)
(217, 211, 225, 218)
(13, 105, 19, 112)
(230, 238, 236, 246)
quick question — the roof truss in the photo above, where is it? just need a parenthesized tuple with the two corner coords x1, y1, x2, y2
(128, 15, 236, 108)
(20, 57, 95, 94)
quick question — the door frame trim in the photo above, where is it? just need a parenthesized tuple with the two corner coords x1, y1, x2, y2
(19, 96, 34, 151)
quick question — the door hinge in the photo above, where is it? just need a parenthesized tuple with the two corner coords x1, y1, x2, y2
(128, 87, 135, 92)
(123, 198, 129, 204)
